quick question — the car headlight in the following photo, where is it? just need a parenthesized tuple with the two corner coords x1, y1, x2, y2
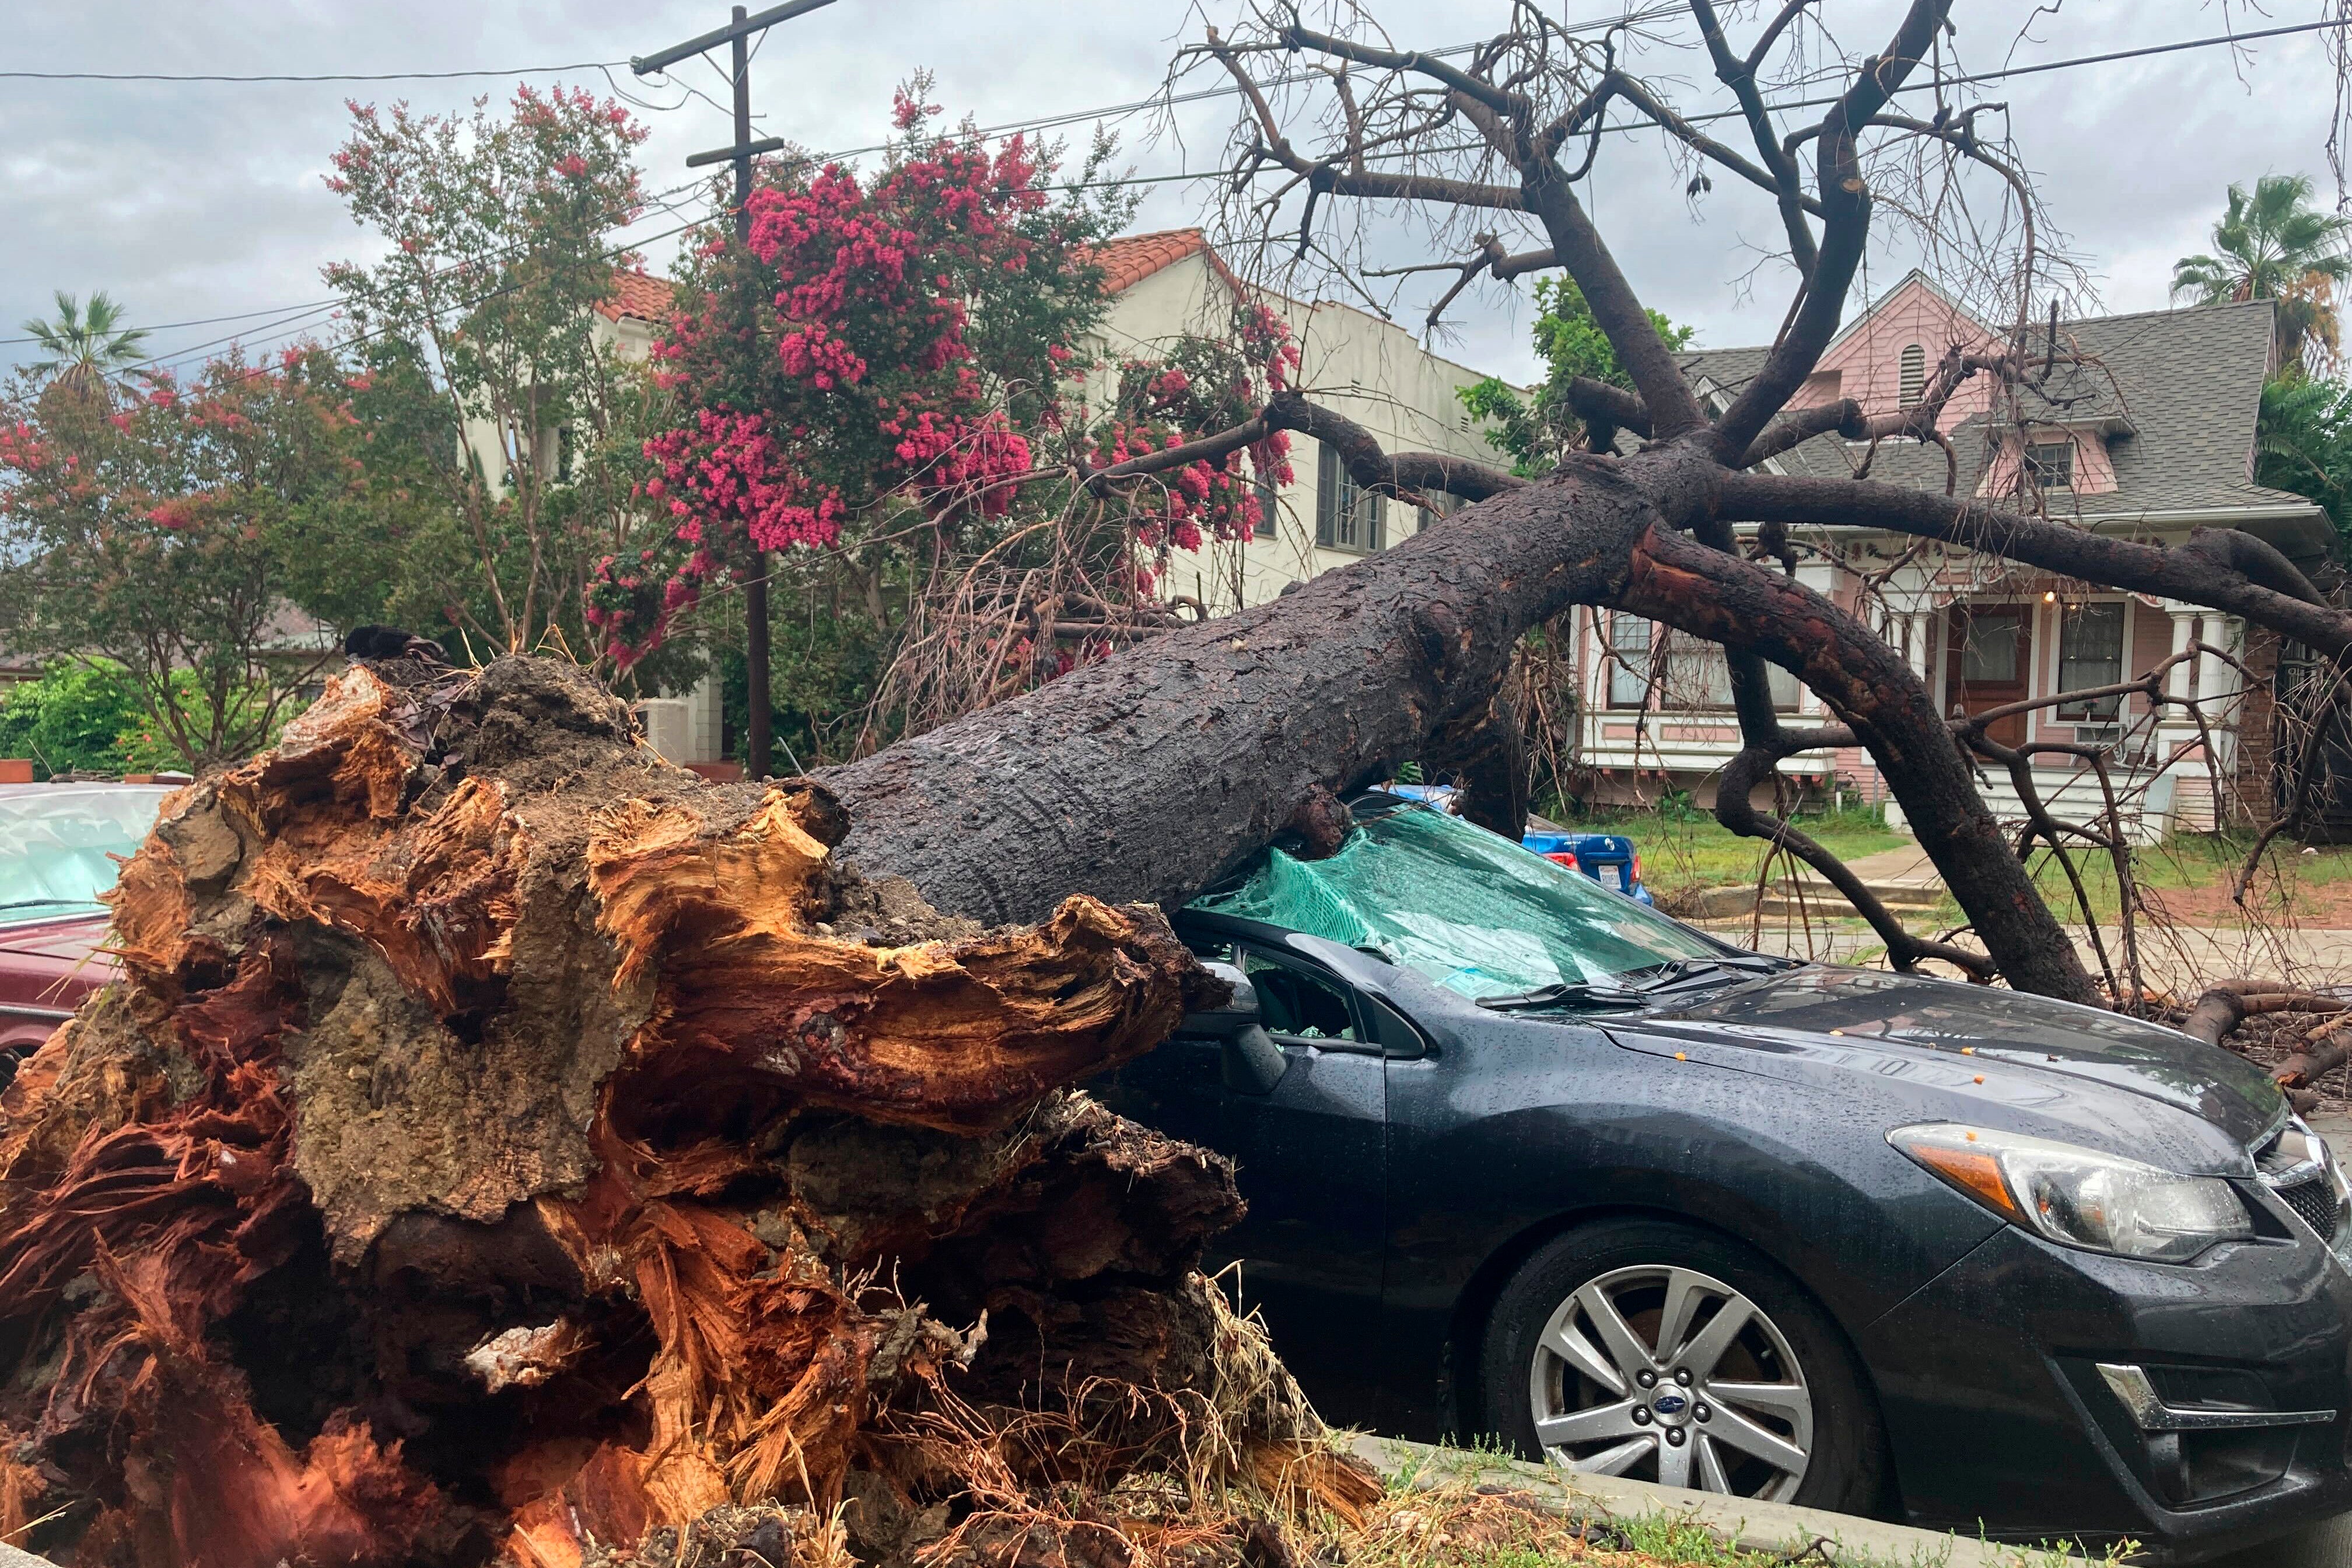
(1890, 1123, 2252, 1263)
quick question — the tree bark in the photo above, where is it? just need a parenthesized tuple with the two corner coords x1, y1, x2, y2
(826, 446, 2095, 1003)
(0, 657, 1371, 1566)
(745, 556, 774, 780)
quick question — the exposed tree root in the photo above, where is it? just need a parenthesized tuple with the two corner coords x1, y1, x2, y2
(0, 657, 1366, 1568)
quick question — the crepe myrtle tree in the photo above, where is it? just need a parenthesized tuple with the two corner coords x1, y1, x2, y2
(323, 85, 651, 662)
(600, 86, 1303, 766)
(595, 88, 1128, 775)
(0, 347, 353, 770)
(807, 2, 2352, 1017)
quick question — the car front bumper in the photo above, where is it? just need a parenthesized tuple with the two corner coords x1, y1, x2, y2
(1860, 1218, 2352, 1563)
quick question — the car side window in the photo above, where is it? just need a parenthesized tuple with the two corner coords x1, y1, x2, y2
(1238, 949, 1360, 1044)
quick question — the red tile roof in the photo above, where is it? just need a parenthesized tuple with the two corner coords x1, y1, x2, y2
(598, 228, 1226, 326)
(599, 270, 677, 323)
(1089, 229, 1211, 292)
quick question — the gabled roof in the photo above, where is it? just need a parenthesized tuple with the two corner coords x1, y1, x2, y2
(1682, 295, 2311, 520)
(1821, 267, 1978, 356)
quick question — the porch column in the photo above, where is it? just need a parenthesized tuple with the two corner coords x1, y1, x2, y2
(1795, 559, 1838, 716)
(2200, 615, 2247, 776)
(2163, 604, 2197, 703)
(1901, 611, 1931, 685)
(2155, 603, 2207, 833)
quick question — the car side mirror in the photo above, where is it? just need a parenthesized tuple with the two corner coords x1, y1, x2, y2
(1180, 961, 1288, 1097)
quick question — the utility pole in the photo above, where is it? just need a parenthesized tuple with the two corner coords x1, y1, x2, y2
(634, 0, 838, 780)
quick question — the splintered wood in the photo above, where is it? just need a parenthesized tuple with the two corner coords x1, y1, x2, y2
(0, 658, 1366, 1568)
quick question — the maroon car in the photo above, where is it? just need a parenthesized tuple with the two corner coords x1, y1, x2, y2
(0, 785, 174, 1075)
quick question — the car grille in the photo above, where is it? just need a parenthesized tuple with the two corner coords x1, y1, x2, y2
(2256, 1122, 2350, 1246)
(2277, 1172, 2342, 1240)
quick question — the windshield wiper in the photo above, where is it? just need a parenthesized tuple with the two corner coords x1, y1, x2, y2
(1478, 982, 1650, 1012)
(0, 900, 101, 914)
(1614, 956, 1788, 993)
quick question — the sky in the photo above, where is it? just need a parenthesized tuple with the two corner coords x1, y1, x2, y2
(3, 1, 2348, 387)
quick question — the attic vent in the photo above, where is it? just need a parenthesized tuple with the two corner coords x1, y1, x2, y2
(1898, 342, 1926, 408)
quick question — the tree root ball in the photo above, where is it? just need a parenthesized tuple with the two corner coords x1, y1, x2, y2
(0, 657, 1371, 1568)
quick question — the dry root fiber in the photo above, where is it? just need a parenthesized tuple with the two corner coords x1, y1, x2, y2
(0, 657, 1369, 1568)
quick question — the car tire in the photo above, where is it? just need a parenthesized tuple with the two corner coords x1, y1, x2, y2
(1476, 1217, 1887, 1515)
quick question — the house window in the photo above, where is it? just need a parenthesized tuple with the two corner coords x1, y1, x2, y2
(2024, 439, 2074, 491)
(556, 425, 576, 484)
(2056, 601, 2125, 720)
(1608, 615, 1652, 708)
(1315, 442, 1385, 552)
(1605, 615, 1798, 710)
(1898, 343, 1926, 408)
(1252, 467, 1278, 540)
(1416, 492, 1458, 534)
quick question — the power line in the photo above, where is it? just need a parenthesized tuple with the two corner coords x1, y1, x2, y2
(0, 297, 344, 349)
(808, 4, 1686, 165)
(1044, 13, 2352, 194)
(0, 61, 629, 84)
(153, 211, 714, 396)
(141, 193, 726, 379)
(26, 9, 2346, 368)
(10, 172, 718, 365)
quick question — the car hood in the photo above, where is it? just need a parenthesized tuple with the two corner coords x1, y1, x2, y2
(0, 915, 111, 966)
(1607, 965, 2284, 1171)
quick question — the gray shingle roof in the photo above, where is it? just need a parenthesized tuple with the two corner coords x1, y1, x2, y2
(1679, 296, 2318, 520)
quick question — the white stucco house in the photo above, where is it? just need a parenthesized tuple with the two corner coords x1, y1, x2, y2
(592, 228, 1510, 768)
(1080, 229, 1504, 613)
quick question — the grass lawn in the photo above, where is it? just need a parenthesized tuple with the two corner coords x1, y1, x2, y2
(1559, 804, 2352, 930)
(1559, 806, 1908, 895)
(1370, 1441, 2127, 1568)
(1938, 831, 2352, 927)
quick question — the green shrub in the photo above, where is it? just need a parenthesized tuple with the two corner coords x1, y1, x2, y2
(0, 660, 292, 778)
(0, 662, 147, 778)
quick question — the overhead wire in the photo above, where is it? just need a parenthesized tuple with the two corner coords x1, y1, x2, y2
(95, 173, 719, 373)
(143, 208, 719, 396)
(19, 8, 2352, 368)
(0, 61, 631, 83)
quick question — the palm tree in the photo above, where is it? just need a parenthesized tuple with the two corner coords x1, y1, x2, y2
(19, 290, 152, 404)
(2172, 173, 2352, 377)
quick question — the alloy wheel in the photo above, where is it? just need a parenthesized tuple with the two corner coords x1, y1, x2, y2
(1526, 1263, 1814, 1500)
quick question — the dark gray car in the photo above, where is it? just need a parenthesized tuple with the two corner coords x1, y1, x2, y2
(1098, 793, 2352, 1563)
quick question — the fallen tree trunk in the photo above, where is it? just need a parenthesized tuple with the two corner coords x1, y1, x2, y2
(826, 446, 2097, 1004)
(0, 657, 1371, 1567)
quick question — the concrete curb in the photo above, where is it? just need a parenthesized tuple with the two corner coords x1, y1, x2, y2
(1349, 1435, 2093, 1567)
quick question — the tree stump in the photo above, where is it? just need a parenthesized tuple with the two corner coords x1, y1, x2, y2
(0, 659, 1368, 1567)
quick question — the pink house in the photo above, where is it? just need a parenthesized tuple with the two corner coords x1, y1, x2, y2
(1576, 272, 2334, 838)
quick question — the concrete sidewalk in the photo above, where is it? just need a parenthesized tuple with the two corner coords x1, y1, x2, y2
(1352, 1434, 2090, 1566)
(1691, 914, 2352, 992)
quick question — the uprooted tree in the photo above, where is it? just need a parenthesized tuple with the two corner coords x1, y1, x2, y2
(11, 2, 2352, 1563)
(0, 658, 1375, 1564)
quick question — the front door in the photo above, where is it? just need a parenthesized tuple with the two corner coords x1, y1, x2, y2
(1947, 605, 2032, 747)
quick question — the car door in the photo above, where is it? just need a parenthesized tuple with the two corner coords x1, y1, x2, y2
(1216, 942, 1392, 1412)
(1096, 936, 1395, 1424)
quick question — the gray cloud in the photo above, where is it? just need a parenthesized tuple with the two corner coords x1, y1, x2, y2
(3, 1, 2345, 387)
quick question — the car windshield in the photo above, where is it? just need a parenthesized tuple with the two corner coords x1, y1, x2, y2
(1189, 799, 1726, 1002)
(0, 788, 172, 927)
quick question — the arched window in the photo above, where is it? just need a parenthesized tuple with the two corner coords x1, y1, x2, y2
(1898, 342, 1926, 408)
